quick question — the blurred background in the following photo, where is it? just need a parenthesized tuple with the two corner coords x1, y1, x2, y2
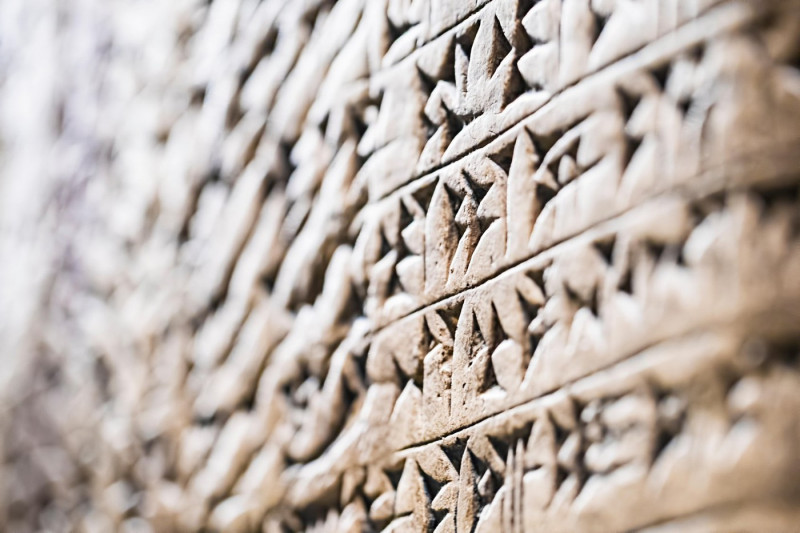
(0, 1, 228, 529)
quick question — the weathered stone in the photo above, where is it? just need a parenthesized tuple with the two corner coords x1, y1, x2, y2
(2, 0, 800, 531)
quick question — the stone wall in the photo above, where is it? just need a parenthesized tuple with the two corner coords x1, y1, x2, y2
(2, 0, 800, 531)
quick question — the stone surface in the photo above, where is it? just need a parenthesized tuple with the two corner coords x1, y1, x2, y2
(1, 0, 800, 531)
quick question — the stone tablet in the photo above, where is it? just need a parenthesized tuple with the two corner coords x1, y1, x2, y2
(1, 0, 800, 531)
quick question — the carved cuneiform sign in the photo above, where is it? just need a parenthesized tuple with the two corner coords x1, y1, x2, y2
(2, 0, 800, 531)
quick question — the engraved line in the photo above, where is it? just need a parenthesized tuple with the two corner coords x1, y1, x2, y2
(363, 0, 761, 204)
(368, 145, 800, 337)
(393, 301, 800, 451)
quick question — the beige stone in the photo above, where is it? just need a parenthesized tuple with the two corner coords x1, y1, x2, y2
(1, 0, 800, 531)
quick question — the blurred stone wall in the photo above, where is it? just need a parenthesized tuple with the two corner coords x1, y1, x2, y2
(2, 0, 800, 532)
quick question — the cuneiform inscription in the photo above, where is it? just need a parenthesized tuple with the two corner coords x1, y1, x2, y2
(5, 0, 800, 532)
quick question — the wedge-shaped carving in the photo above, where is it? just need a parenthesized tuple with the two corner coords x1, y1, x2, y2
(364, 184, 800, 444)
(355, 12, 800, 327)
(273, 334, 800, 532)
(11, 0, 800, 531)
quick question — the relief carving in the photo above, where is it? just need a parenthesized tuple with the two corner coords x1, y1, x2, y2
(1, 0, 800, 531)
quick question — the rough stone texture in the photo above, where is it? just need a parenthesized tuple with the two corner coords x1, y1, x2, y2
(1, 0, 800, 531)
